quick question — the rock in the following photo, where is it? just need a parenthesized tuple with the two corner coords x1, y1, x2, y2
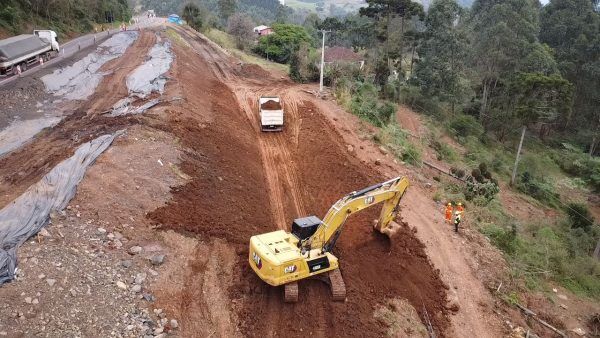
(32, 298, 39, 305)
(0, 331, 7, 336)
(131, 285, 142, 293)
(135, 273, 146, 285)
(150, 254, 165, 266)
(560, 304, 568, 309)
(107, 233, 115, 240)
(38, 274, 46, 279)
(39, 228, 51, 237)
(347, 145, 354, 153)
(170, 319, 178, 329)
(154, 327, 164, 335)
(148, 269, 159, 276)
(116, 281, 128, 290)
(572, 328, 586, 336)
(114, 232, 123, 240)
(46, 279, 56, 287)
(128, 246, 142, 255)
(142, 293, 155, 302)
(113, 239, 123, 248)
(425, 182, 433, 188)
(126, 325, 135, 331)
(24, 297, 32, 304)
(121, 260, 133, 268)
(557, 294, 568, 300)
(155, 334, 166, 338)
(374, 159, 381, 166)
(378, 146, 388, 155)
(552, 288, 558, 293)
(97, 228, 107, 235)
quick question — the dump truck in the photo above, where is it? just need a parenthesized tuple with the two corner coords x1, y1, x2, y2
(259, 96, 284, 131)
(0, 30, 60, 76)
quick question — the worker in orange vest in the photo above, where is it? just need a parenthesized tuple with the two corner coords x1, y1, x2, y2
(456, 202, 465, 215)
(444, 202, 453, 223)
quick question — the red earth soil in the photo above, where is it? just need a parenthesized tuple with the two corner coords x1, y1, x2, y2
(147, 35, 450, 337)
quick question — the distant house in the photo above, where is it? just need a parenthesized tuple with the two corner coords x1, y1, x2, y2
(253, 25, 274, 36)
(320, 46, 365, 69)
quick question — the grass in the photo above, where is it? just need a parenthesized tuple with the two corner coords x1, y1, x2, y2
(204, 28, 288, 73)
(376, 123, 423, 166)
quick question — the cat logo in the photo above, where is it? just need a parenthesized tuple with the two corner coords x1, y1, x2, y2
(365, 196, 375, 204)
(252, 252, 262, 269)
(284, 265, 297, 274)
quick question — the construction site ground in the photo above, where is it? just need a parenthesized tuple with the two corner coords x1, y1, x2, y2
(0, 24, 597, 338)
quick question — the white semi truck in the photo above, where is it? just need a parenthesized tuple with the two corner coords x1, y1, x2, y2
(259, 96, 284, 132)
(0, 30, 60, 76)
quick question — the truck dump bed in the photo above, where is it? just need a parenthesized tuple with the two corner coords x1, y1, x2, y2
(0, 35, 50, 62)
(259, 97, 284, 131)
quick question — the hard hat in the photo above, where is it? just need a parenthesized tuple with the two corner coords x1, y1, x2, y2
(447, 202, 452, 206)
(457, 202, 462, 206)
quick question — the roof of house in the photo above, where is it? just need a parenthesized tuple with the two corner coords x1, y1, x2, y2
(322, 47, 363, 63)
(253, 25, 270, 32)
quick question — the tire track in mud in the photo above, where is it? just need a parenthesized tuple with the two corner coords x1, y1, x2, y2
(0, 31, 157, 207)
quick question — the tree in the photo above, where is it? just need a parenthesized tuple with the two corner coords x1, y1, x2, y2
(227, 13, 254, 50)
(360, 0, 424, 77)
(413, 0, 470, 114)
(289, 41, 319, 83)
(254, 23, 313, 63)
(469, 0, 543, 123)
(540, 0, 600, 135)
(182, 3, 203, 31)
(218, 0, 237, 21)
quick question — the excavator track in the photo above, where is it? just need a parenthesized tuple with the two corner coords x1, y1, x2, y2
(328, 269, 346, 301)
(284, 282, 299, 303)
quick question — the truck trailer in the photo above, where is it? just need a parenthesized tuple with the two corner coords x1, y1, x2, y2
(0, 30, 60, 76)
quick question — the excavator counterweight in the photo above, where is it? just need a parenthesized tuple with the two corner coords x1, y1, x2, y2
(248, 176, 409, 302)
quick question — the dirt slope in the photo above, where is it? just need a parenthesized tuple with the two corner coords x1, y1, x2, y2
(144, 26, 452, 337)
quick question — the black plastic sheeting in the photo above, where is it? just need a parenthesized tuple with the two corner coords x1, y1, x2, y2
(0, 132, 120, 284)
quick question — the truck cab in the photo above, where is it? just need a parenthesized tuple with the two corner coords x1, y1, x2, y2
(34, 30, 60, 52)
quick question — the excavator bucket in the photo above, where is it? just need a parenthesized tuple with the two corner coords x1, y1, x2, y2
(373, 219, 402, 238)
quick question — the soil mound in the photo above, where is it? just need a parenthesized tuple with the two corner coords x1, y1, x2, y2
(260, 99, 281, 110)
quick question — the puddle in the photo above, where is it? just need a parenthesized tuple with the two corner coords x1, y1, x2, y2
(41, 32, 139, 101)
(0, 116, 62, 157)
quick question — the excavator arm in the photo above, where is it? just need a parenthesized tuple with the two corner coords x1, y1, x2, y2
(304, 176, 409, 252)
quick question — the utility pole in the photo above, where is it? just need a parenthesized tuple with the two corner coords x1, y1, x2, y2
(511, 126, 527, 186)
(319, 30, 329, 94)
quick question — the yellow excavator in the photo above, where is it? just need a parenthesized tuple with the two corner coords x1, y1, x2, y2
(248, 176, 409, 302)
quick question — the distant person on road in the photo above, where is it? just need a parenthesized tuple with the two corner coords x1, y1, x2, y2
(454, 211, 462, 232)
(445, 202, 453, 223)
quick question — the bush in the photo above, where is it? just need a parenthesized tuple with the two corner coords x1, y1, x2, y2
(481, 223, 519, 254)
(550, 145, 600, 192)
(431, 140, 458, 162)
(449, 115, 484, 138)
(398, 85, 442, 116)
(517, 171, 559, 206)
(465, 181, 500, 203)
(378, 124, 422, 165)
(566, 203, 595, 231)
(350, 82, 396, 127)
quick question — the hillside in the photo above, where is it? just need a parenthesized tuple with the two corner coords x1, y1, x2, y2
(0, 0, 130, 38)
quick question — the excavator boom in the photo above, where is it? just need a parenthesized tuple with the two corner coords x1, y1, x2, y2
(248, 176, 409, 302)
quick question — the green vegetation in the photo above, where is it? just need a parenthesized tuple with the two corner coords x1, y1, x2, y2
(0, 0, 130, 36)
(254, 23, 313, 63)
(377, 124, 422, 166)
